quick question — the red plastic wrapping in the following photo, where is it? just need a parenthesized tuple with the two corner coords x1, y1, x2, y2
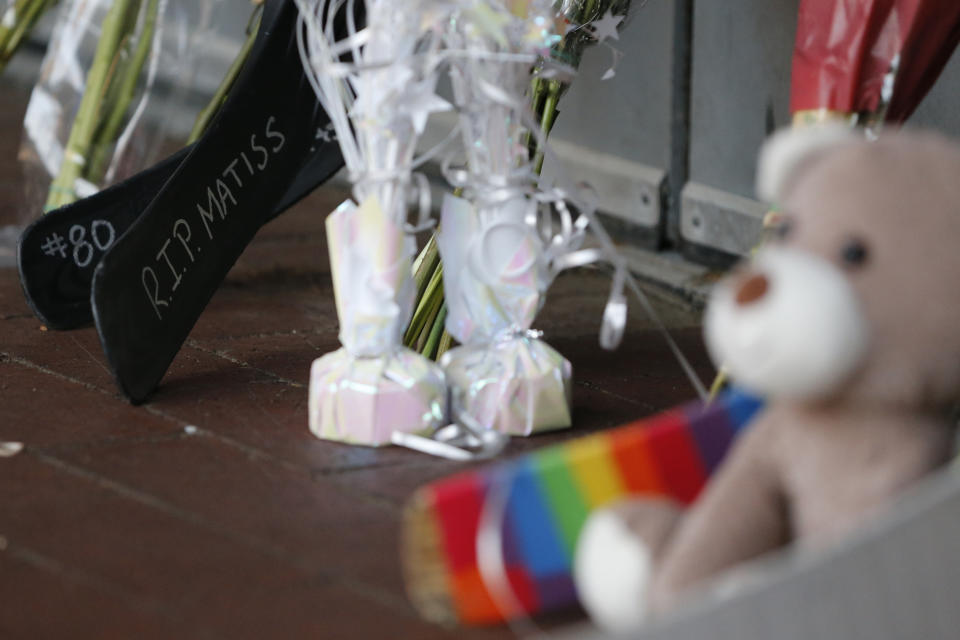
(791, 0, 960, 123)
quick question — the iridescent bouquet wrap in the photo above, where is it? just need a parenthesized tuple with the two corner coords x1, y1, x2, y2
(438, 193, 572, 436)
(309, 198, 446, 445)
(297, 0, 450, 445)
(438, 0, 572, 436)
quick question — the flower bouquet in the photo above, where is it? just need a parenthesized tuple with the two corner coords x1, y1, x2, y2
(17, 0, 257, 219)
(297, 0, 452, 445)
(403, 0, 631, 362)
(434, 0, 574, 436)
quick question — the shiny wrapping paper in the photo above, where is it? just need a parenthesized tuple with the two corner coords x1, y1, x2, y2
(441, 336, 572, 437)
(308, 197, 447, 446)
(791, 0, 960, 123)
(438, 193, 572, 436)
(309, 347, 446, 445)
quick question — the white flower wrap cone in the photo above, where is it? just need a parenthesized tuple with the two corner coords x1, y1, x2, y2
(438, 193, 572, 436)
(309, 196, 446, 446)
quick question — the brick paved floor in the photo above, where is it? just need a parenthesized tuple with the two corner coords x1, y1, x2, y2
(0, 81, 716, 638)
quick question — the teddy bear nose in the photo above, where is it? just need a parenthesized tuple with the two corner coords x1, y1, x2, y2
(735, 273, 769, 306)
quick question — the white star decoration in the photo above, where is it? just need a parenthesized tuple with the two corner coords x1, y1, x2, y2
(396, 78, 453, 135)
(349, 67, 451, 135)
(351, 66, 415, 123)
(590, 9, 624, 42)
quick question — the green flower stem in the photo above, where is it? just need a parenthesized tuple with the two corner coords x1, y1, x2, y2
(415, 294, 444, 352)
(0, 0, 39, 58)
(407, 232, 451, 357)
(46, 0, 136, 211)
(533, 79, 561, 174)
(524, 74, 547, 157)
(188, 7, 261, 144)
(411, 233, 440, 305)
(0, 0, 57, 75)
(404, 264, 444, 346)
(87, 0, 160, 184)
(421, 303, 447, 361)
(0, 0, 32, 43)
(436, 327, 454, 357)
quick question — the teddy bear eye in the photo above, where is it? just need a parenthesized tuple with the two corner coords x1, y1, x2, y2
(775, 218, 793, 240)
(763, 214, 793, 243)
(840, 238, 869, 268)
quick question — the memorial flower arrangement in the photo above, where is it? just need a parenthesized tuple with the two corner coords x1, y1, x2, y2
(296, 0, 637, 455)
(296, 0, 453, 446)
(15, 0, 649, 437)
(404, 0, 631, 360)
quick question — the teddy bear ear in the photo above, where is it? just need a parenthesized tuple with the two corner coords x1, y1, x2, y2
(756, 125, 859, 203)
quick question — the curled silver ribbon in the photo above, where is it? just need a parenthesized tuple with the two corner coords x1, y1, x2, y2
(392, 330, 553, 459)
(296, 0, 457, 233)
(523, 108, 708, 399)
(392, 405, 509, 460)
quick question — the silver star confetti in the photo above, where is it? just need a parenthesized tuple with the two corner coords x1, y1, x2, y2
(589, 9, 624, 42)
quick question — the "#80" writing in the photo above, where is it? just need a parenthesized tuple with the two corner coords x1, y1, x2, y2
(41, 220, 117, 268)
(142, 117, 286, 321)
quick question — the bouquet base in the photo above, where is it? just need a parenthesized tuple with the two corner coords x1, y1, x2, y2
(441, 336, 572, 437)
(309, 347, 447, 446)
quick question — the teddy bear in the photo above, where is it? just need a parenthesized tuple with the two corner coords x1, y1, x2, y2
(572, 128, 960, 632)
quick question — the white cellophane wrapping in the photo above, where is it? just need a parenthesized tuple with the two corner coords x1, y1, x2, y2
(309, 348, 446, 446)
(308, 197, 446, 446)
(441, 337, 572, 437)
(17, 0, 235, 220)
(439, 192, 572, 436)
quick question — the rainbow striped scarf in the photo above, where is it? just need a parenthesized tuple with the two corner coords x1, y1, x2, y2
(401, 390, 764, 625)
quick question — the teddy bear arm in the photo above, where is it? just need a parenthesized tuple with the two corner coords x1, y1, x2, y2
(651, 425, 789, 612)
(790, 413, 956, 541)
(573, 498, 686, 632)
